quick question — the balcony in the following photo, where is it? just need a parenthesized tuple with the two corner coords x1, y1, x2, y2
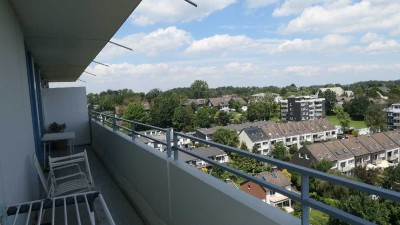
(88, 111, 400, 225)
(340, 165, 353, 173)
(388, 155, 399, 162)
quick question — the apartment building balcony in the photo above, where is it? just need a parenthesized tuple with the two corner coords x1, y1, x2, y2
(340, 165, 353, 173)
(281, 109, 288, 113)
(86, 112, 400, 225)
(388, 154, 399, 162)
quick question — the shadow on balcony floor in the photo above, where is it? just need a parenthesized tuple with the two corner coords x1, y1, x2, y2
(49, 145, 145, 225)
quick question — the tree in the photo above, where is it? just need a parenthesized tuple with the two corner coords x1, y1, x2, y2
(216, 110, 230, 126)
(145, 88, 162, 102)
(228, 142, 263, 174)
(172, 106, 194, 132)
(352, 166, 380, 186)
(321, 89, 337, 115)
(195, 107, 213, 128)
(343, 96, 370, 120)
(149, 95, 180, 127)
(334, 106, 350, 133)
(380, 166, 400, 192)
(270, 142, 289, 161)
(365, 104, 387, 133)
(328, 194, 391, 225)
(289, 145, 298, 155)
(311, 159, 333, 173)
(190, 80, 209, 98)
(212, 128, 239, 147)
(122, 102, 148, 123)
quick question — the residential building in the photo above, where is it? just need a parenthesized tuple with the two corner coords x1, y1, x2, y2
(371, 132, 399, 163)
(340, 138, 371, 167)
(240, 171, 293, 208)
(239, 127, 269, 155)
(183, 98, 206, 108)
(179, 147, 228, 168)
(315, 118, 338, 140)
(319, 87, 344, 96)
(260, 124, 285, 152)
(323, 140, 355, 174)
(291, 143, 338, 169)
(387, 103, 400, 130)
(288, 121, 313, 144)
(302, 120, 326, 142)
(281, 95, 325, 121)
(356, 135, 386, 165)
(276, 123, 300, 148)
(252, 93, 282, 103)
(382, 131, 400, 163)
(207, 95, 247, 112)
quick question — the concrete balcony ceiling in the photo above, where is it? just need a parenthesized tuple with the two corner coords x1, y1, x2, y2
(9, 0, 141, 82)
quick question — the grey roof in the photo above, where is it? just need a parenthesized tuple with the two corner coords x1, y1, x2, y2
(288, 121, 310, 135)
(178, 152, 197, 162)
(301, 120, 324, 133)
(384, 131, 400, 146)
(254, 171, 291, 189)
(315, 119, 336, 131)
(196, 121, 272, 136)
(371, 132, 399, 150)
(276, 123, 299, 137)
(261, 124, 284, 140)
(242, 127, 267, 142)
(339, 138, 371, 157)
(191, 147, 226, 158)
(196, 126, 225, 135)
(323, 140, 354, 160)
(356, 136, 385, 154)
(306, 143, 337, 162)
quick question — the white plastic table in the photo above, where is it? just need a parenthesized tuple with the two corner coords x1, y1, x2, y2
(41, 132, 76, 167)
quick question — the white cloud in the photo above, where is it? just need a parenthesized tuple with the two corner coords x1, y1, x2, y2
(280, 1, 400, 34)
(130, 0, 236, 26)
(95, 27, 192, 60)
(350, 33, 400, 54)
(328, 64, 381, 73)
(246, 0, 278, 10)
(284, 66, 320, 76)
(271, 34, 351, 53)
(272, 0, 327, 17)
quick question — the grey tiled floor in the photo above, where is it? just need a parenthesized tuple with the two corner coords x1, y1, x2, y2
(47, 145, 145, 225)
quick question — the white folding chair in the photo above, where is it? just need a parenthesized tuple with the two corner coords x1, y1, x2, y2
(48, 150, 94, 197)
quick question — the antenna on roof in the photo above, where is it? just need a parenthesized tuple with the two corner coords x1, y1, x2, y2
(184, 0, 198, 7)
(108, 41, 133, 51)
(84, 71, 97, 76)
(92, 61, 109, 67)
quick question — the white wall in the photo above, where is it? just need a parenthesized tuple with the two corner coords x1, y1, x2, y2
(0, 0, 39, 205)
(91, 120, 300, 225)
(43, 87, 90, 145)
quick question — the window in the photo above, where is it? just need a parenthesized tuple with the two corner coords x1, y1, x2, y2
(341, 162, 346, 167)
(364, 155, 370, 161)
(332, 131, 336, 135)
(349, 160, 354, 164)
(293, 137, 297, 141)
(262, 142, 268, 146)
(305, 154, 309, 160)
(271, 140, 276, 145)
(326, 132, 330, 136)
(286, 138, 291, 142)
(269, 190, 275, 195)
(299, 153, 304, 158)
(247, 185, 251, 190)
(395, 150, 399, 155)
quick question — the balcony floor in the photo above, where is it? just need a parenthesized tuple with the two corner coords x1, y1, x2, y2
(49, 145, 145, 225)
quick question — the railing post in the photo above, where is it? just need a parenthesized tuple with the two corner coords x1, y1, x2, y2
(131, 122, 136, 141)
(166, 129, 172, 158)
(102, 114, 105, 125)
(301, 173, 310, 225)
(173, 130, 179, 161)
(112, 116, 116, 131)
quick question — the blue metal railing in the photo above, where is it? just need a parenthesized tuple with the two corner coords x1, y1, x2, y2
(89, 110, 400, 225)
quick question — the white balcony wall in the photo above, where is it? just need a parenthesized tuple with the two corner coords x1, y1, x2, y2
(0, 0, 39, 205)
(43, 87, 90, 145)
(91, 120, 300, 225)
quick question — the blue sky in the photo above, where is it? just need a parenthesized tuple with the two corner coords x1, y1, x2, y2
(52, 0, 400, 93)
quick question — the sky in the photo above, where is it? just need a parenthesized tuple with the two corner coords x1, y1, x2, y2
(51, 0, 400, 94)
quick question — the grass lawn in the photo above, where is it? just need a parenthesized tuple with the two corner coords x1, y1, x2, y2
(325, 115, 367, 129)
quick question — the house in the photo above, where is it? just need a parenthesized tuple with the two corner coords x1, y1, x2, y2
(315, 118, 338, 140)
(336, 96, 354, 105)
(356, 135, 386, 165)
(339, 138, 371, 167)
(281, 95, 325, 121)
(138, 130, 191, 152)
(323, 140, 355, 174)
(179, 147, 228, 168)
(288, 121, 313, 144)
(260, 124, 285, 151)
(207, 95, 247, 111)
(251, 93, 282, 103)
(240, 171, 293, 208)
(275, 123, 300, 148)
(319, 87, 344, 97)
(291, 143, 338, 169)
(301, 120, 325, 142)
(371, 132, 399, 164)
(382, 131, 400, 163)
(386, 103, 400, 130)
(183, 99, 206, 108)
(239, 127, 269, 155)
